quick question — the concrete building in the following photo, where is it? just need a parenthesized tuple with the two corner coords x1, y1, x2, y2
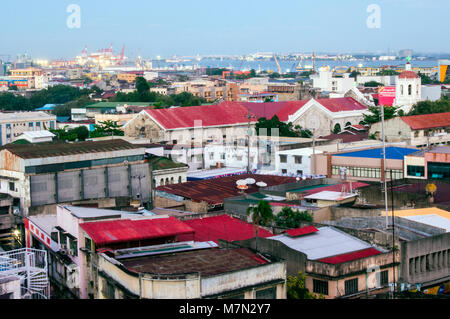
(325, 207, 450, 293)
(77, 214, 286, 299)
(311, 69, 356, 94)
(315, 146, 419, 182)
(369, 112, 450, 148)
(149, 155, 189, 187)
(18, 131, 55, 144)
(276, 148, 323, 176)
(421, 85, 442, 102)
(0, 139, 151, 216)
(404, 146, 450, 181)
(226, 225, 398, 299)
(394, 63, 422, 113)
(0, 112, 57, 145)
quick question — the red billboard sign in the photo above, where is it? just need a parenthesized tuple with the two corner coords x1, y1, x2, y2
(378, 86, 396, 106)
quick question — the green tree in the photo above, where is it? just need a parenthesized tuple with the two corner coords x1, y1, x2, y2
(255, 116, 305, 138)
(90, 120, 124, 138)
(364, 81, 383, 87)
(376, 69, 399, 76)
(363, 106, 398, 125)
(9, 85, 18, 91)
(50, 125, 90, 142)
(246, 200, 274, 250)
(287, 271, 318, 299)
(135, 77, 150, 94)
(407, 98, 450, 115)
(274, 207, 313, 228)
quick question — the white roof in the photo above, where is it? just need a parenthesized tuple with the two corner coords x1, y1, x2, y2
(268, 226, 373, 260)
(28, 214, 57, 235)
(187, 167, 246, 179)
(277, 148, 323, 156)
(21, 131, 55, 139)
(63, 206, 137, 220)
(401, 215, 450, 233)
(304, 191, 357, 201)
(0, 111, 55, 122)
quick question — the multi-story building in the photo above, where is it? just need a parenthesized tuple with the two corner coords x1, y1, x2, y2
(0, 139, 151, 216)
(0, 111, 56, 145)
(369, 112, 450, 148)
(311, 70, 356, 94)
(404, 146, 450, 181)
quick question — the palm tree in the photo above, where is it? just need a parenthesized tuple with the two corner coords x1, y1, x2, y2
(246, 200, 274, 251)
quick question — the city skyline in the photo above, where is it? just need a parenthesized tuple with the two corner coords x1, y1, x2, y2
(1, 0, 449, 60)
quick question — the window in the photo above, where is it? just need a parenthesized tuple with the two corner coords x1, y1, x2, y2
(280, 155, 287, 163)
(297, 170, 303, 175)
(380, 270, 388, 286)
(282, 169, 287, 174)
(170, 177, 174, 184)
(209, 153, 214, 160)
(400, 85, 404, 95)
(36, 122, 41, 128)
(313, 279, 328, 295)
(178, 176, 182, 183)
(255, 287, 277, 299)
(408, 84, 412, 96)
(85, 237, 92, 251)
(407, 165, 425, 177)
(294, 156, 302, 164)
(345, 278, 358, 295)
(9, 182, 15, 192)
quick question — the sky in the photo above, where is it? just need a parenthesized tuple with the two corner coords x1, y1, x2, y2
(0, 0, 449, 60)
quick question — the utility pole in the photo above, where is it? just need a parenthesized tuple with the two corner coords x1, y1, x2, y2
(246, 108, 256, 174)
(381, 105, 389, 229)
(390, 169, 396, 299)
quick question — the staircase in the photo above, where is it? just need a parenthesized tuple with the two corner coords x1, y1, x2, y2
(0, 248, 49, 299)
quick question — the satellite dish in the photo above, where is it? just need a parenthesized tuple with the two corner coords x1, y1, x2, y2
(256, 182, 267, 187)
(245, 178, 256, 185)
(236, 179, 247, 186)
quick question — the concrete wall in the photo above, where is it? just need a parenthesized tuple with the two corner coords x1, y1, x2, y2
(400, 232, 450, 287)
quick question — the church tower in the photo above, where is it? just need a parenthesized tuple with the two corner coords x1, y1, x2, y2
(395, 61, 422, 113)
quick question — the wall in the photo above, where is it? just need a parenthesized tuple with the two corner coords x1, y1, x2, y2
(400, 232, 450, 287)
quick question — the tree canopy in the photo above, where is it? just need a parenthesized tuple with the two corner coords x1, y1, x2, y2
(362, 106, 398, 125)
(274, 207, 313, 229)
(407, 98, 450, 116)
(90, 120, 124, 138)
(255, 116, 312, 138)
(287, 271, 319, 299)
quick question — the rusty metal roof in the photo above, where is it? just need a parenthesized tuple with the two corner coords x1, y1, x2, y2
(156, 174, 297, 205)
(1, 139, 144, 159)
(120, 247, 269, 277)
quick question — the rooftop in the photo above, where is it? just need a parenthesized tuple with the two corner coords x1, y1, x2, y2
(334, 146, 418, 160)
(149, 156, 188, 171)
(144, 103, 257, 130)
(187, 167, 247, 181)
(389, 207, 450, 232)
(0, 111, 55, 121)
(177, 214, 273, 243)
(120, 247, 269, 277)
(304, 191, 358, 201)
(269, 226, 374, 260)
(156, 174, 297, 205)
(317, 248, 382, 265)
(1, 139, 144, 159)
(401, 112, 450, 130)
(80, 216, 195, 246)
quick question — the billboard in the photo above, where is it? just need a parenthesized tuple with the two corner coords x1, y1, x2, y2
(378, 86, 396, 106)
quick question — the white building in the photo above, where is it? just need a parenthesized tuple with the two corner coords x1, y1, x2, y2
(0, 111, 57, 145)
(18, 130, 55, 143)
(394, 63, 422, 113)
(311, 69, 355, 94)
(421, 85, 442, 102)
(275, 148, 323, 176)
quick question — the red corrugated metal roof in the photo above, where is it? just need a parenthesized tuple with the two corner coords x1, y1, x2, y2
(401, 112, 450, 130)
(80, 217, 195, 246)
(316, 97, 367, 112)
(177, 214, 273, 243)
(317, 248, 382, 264)
(145, 103, 257, 129)
(285, 226, 319, 237)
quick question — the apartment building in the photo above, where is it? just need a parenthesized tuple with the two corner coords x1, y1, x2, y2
(0, 112, 56, 145)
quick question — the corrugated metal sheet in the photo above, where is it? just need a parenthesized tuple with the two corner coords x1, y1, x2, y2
(317, 248, 382, 264)
(401, 112, 450, 130)
(80, 217, 195, 246)
(177, 214, 273, 243)
(156, 174, 296, 205)
(285, 226, 319, 237)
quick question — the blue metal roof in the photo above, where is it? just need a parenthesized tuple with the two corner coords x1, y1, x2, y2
(335, 147, 418, 160)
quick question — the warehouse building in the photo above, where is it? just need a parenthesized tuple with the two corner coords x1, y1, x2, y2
(0, 139, 151, 216)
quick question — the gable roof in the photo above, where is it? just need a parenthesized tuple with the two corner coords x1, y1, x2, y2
(400, 112, 450, 130)
(145, 103, 256, 130)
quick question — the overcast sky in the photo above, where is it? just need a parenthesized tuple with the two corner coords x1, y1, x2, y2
(1, 0, 449, 59)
